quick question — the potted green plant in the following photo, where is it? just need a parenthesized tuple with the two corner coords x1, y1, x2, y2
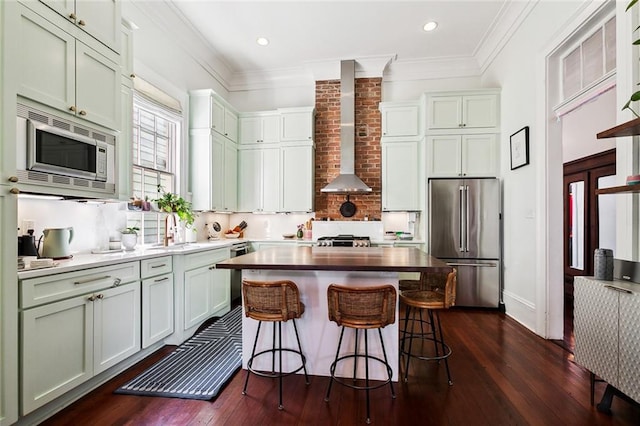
(154, 185, 195, 226)
(120, 226, 139, 251)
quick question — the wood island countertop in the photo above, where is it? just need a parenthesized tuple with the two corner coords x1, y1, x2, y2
(215, 246, 450, 272)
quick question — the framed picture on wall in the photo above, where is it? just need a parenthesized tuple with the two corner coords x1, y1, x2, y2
(510, 126, 529, 170)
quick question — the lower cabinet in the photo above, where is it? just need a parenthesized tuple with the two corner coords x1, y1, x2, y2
(19, 262, 141, 414)
(574, 276, 640, 403)
(183, 249, 231, 329)
(141, 256, 174, 348)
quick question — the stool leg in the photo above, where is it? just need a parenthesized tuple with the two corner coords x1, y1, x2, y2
(400, 304, 411, 361)
(353, 329, 359, 382)
(590, 372, 595, 406)
(404, 306, 418, 382)
(292, 319, 310, 385)
(378, 328, 396, 399)
(435, 311, 453, 385)
(428, 309, 440, 357)
(325, 326, 346, 402)
(243, 321, 263, 395)
(364, 329, 371, 425)
(271, 322, 277, 374)
(278, 321, 284, 410)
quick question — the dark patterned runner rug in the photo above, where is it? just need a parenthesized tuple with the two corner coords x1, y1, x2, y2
(115, 305, 242, 400)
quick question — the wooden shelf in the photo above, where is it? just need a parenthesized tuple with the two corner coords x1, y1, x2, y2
(597, 117, 640, 139)
(596, 185, 640, 195)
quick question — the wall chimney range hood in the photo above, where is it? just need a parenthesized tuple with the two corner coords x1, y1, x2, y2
(321, 60, 372, 194)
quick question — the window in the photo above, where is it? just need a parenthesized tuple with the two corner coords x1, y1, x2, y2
(561, 16, 616, 100)
(127, 93, 182, 244)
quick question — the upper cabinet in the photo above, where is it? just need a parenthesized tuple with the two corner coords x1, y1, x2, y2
(427, 134, 498, 177)
(38, 0, 121, 52)
(189, 90, 238, 142)
(279, 107, 315, 142)
(379, 101, 421, 139)
(14, 3, 121, 130)
(427, 91, 499, 131)
(239, 112, 280, 144)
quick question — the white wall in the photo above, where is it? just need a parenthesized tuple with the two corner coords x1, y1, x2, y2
(481, 0, 589, 334)
(562, 88, 617, 163)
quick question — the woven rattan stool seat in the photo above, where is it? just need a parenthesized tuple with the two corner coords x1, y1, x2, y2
(325, 284, 397, 424)
(241, 279, 309, 410)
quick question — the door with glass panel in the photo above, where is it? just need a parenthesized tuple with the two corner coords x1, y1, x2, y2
(563, 150, 616, 298)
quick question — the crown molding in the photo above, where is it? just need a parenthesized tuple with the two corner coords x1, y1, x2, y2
(383, 56, 482, 82)
(127, 0, 234, 90)
(474, 0, 539, 73)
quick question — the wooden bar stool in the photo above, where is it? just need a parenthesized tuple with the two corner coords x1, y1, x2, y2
(241, 279, 309, 410)
(324, 284, 397, 425)
(400, 269, 456, 385)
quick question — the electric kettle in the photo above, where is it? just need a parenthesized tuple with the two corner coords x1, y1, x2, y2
(39, 227, 74, 259)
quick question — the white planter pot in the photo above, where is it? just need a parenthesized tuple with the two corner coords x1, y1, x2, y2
(121, 233, 138, 251)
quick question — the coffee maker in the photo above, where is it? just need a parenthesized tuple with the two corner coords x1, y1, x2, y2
(18, 219, 38, 256)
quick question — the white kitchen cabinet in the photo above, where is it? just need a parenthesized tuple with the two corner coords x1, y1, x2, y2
(574, 277, 640, 404)
(183, 249, 231, 330)
(0, 189, 18, 426)
(382, 141, 420, 211)
(281, 143, 315, 212)
(427, 92, 499, 131)
(38, 0, 121, 52)
(20, 262, 140, 414)
(379, 101, 421, 138)
(190, 129, 237, 212)
(141, 256, 174, 348)
(15, 3, 120, 130)
(189, 89, 238, 141)
(118, 78, 133, 201)
(19, 262, 140, 413)
(238, 146, 280, 212)
(279, 107, 315, 142)
(239, 112, 280, 144)
(427, 134, 498, 177)
(120, 21, 135, 81)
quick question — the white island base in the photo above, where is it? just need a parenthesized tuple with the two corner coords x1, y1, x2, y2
(241, 269, 400, 382)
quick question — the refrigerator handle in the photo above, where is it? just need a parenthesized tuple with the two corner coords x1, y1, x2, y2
(465, 185, 470, 253)
(459, 185, 465, 252)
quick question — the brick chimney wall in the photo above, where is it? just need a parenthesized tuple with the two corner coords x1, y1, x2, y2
(314, 77, 382, 220)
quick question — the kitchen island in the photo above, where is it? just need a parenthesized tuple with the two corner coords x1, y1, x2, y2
(216, 246, 450, 381)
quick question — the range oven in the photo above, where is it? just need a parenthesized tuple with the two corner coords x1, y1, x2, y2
(229, 242, 250, 302)
(316, 235, 371, 247)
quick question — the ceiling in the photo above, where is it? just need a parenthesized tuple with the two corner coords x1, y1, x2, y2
(164, 0, 516, 87)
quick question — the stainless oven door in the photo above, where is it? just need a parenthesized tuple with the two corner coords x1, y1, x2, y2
(230, 242, 250, 302)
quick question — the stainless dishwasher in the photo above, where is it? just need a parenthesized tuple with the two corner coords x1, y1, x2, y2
(229, 242, 250, 302)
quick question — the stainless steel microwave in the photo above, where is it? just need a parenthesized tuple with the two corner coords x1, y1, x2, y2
(16, 103, 116, 197)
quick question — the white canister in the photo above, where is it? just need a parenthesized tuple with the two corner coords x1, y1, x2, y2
(594, 248, 614, 281)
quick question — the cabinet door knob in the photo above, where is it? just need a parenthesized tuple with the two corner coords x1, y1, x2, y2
(79, 110, 87, 116)
(96, 293, 104, 299)
(9, 187, 19, 195)
(69, 13, 76, 20)
(8, 176, 18, 183)
(78, 19, 86, 27)
(130, 73, 136, 79)
(69, 106, 77, 112)
(88, 295, 96, 302)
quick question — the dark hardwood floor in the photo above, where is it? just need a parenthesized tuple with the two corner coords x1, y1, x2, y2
(43, 308, 639, 426)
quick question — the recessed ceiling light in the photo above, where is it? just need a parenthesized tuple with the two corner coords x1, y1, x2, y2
(256, 37, 269, 46)
(423, 21, 438, 32)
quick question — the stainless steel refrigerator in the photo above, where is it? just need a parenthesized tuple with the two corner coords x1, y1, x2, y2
(429, 178, 502, 308)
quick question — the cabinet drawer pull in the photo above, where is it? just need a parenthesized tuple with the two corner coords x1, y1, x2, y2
(208, 265, 216, 270)
(151, 263, 167, 269)
(154, 277, 170, 283)
(74, 275, 111, 285)
(604, 285, 632, 294)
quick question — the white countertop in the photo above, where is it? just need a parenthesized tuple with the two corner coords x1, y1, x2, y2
(17, 239, 245, 279)
(17, 238, 425, 279)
